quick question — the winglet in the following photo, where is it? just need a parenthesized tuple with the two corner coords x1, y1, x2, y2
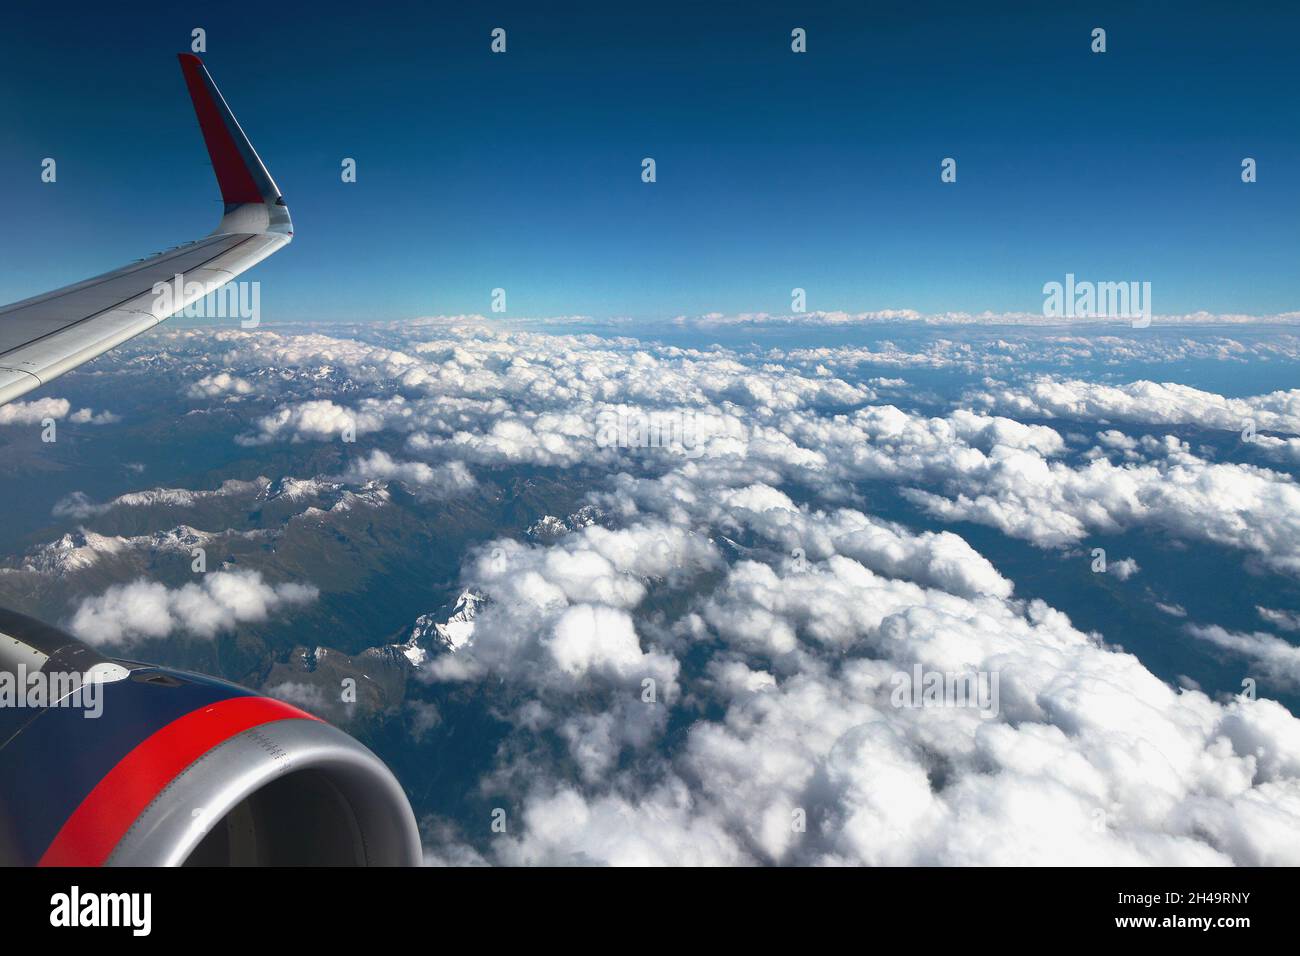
(178, 53, 292, 236)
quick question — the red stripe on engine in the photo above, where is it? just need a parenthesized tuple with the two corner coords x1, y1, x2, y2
(38, 695, 319, 867)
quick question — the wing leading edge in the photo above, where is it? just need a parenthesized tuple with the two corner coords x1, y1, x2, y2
(0, 54, 293, 408)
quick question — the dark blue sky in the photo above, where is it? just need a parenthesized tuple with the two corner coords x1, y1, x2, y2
(2, 1, 1299, 321)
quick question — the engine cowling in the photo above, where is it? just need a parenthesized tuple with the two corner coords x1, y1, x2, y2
(0, 607, 421, 866)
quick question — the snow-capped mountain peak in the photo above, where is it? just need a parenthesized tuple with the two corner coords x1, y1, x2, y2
(393, 588, 486, 665)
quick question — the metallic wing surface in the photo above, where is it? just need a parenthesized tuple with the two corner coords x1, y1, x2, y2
(0, 54, 292, 407)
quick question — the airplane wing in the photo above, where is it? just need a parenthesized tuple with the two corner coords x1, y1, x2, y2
(0, 53, 293, 408)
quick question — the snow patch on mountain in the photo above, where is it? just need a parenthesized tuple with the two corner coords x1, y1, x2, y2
(394, 589, 487, 665)
(263, 476, 341, 502)
(52, 478, 272, 519)
(527, 506, 604, 543)
(6, 525, 269, 576)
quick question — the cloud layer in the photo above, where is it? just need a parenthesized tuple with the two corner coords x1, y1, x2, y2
(28, 321, 1300, 865)
(69, 570, 318, 647)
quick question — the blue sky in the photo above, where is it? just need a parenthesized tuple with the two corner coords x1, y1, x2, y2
(2, 0, 1299, 321)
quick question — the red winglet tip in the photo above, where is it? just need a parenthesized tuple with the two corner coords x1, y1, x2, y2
(177, 54, 266, 206)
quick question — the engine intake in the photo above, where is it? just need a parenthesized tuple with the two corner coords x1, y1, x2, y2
(0, 607, 421, 866)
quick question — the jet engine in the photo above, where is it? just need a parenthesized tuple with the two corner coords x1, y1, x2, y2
(0, 608, 421, 866)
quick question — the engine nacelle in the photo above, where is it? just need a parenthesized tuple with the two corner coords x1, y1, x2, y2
(0, 608, 421, 866)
